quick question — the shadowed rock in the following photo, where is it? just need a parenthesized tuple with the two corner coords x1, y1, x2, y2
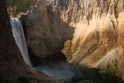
(0, 0, 66, 82)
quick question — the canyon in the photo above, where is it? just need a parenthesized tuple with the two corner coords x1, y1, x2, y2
(21, 0, 124, 76)
(1, 0, 124, 82)
(0, 0, 66, 83)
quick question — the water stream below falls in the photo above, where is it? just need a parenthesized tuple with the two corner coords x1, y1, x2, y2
(10, 18, 83, 82)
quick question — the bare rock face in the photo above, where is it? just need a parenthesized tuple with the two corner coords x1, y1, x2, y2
(0, 0, 66, 82)
(21, 0, 124, 79)
(61, 0, 124, 79)
(21, 0, 74, 65)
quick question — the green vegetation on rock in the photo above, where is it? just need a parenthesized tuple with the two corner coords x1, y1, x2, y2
(97, 59, 121, 83)
(77, 59, 123, 83)
(6, 0, 37, 15)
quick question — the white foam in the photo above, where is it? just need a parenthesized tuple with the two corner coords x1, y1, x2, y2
(10, 18, 32, 67)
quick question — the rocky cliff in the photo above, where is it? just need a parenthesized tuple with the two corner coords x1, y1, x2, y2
(21, 0, 74, 65)
(61, 0, 124, 79)
(21, 0, 124, 78)
(0, 0, 66, 82)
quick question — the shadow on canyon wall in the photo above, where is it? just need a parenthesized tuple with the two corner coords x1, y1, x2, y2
(25, 18, 75, 66)
(0, 0, 66, 83)
(21, 6, 75, 66)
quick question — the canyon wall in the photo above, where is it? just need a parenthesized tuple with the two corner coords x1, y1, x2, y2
(0, 0, 65, 82)
(21, 0, 74, 65)
(21, 0, 124, 78)
(61, 0, 124, 78)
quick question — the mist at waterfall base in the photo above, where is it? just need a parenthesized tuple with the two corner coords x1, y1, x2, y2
(33, 62, 83, 81)
(10, 18, 83, 82)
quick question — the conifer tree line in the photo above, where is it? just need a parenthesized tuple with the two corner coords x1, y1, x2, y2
(6, 0, 37, 15)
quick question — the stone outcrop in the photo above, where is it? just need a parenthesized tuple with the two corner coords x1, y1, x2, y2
(61, 0, 124, 79)
(21, 0, 124, 79)
(0, 0, 66, 82)
(21, 0, 74, 65)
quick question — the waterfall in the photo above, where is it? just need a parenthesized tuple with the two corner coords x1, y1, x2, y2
(10, 18, 83, 82)
(10, 18, 32, 67)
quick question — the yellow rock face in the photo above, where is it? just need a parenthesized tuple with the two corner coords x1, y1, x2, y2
(21, 0, 124, 78)
(62, 0, 124, 78)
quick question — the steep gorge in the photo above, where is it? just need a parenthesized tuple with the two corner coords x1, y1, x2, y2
(0, 0, 66, 82)
(20, 0, 124, 79)
(61, 0, 124, 79)
(1, 0, 124, 82)
(21, 0, 75, 66)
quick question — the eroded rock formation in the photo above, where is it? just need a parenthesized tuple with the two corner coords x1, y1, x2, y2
(20, 0, 124, 79)
(21, 0, 74, 65)
(61, 0, 124, 79)
(0, 0, 66, 82)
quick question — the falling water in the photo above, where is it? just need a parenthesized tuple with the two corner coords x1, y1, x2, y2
(10, 18, 32, 67)
(10, 18, 83, 82)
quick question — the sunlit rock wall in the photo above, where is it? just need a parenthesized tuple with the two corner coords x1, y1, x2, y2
(21, 0, 124, 78)
(62, 0, 124, 79)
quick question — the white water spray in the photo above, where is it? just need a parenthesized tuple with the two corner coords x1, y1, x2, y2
(10, 18, 32, 67)
(34, 62, 83, 80)
(10, 18, 83, 81)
